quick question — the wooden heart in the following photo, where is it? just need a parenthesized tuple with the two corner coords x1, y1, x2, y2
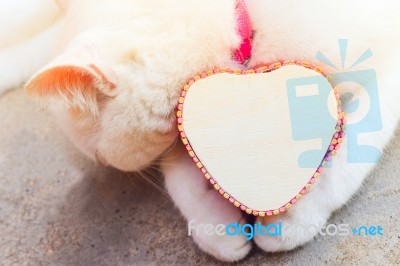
(176, 61, 345, 217)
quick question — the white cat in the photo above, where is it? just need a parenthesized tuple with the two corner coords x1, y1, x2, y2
(1, 0, 399, 261)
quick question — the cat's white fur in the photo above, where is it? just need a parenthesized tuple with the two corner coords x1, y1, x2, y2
(1, 0, 400, 261)
(0, 0, 62, 95)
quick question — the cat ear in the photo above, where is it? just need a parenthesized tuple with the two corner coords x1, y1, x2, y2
(26, 62, 116, 115)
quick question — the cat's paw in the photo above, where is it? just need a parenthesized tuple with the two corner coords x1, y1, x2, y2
(163, 143, 252, 261)
(188, 192, 251, 262)
(191, 217, 252, 262)
(254, 199, 329, 252)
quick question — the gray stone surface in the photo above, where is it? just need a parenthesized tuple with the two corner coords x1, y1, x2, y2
(0, 88, 399, 266)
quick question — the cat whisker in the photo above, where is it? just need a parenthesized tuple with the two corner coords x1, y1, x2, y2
(137, 169, 171, 200)
(163, 137, 179, 153)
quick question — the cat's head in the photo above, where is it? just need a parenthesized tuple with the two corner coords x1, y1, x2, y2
(25, 30, 178, 171)
(25, 0, 240, 172)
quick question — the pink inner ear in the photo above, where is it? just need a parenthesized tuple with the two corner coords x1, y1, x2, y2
(88, 64, 116, 90)
(26, 66, 97, 100)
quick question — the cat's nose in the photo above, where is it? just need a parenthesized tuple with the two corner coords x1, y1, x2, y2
(95, 150, 109, 167)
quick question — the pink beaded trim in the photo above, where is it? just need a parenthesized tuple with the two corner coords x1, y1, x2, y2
(176, 60, 346, 217)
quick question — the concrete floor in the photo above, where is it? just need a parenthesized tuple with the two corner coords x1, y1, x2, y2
(0, 88, 399, 265)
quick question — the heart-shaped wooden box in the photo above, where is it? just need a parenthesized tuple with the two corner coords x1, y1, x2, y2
(176, 61, 346, 217)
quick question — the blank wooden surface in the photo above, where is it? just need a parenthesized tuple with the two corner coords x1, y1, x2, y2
(182, 65, 338, 211)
